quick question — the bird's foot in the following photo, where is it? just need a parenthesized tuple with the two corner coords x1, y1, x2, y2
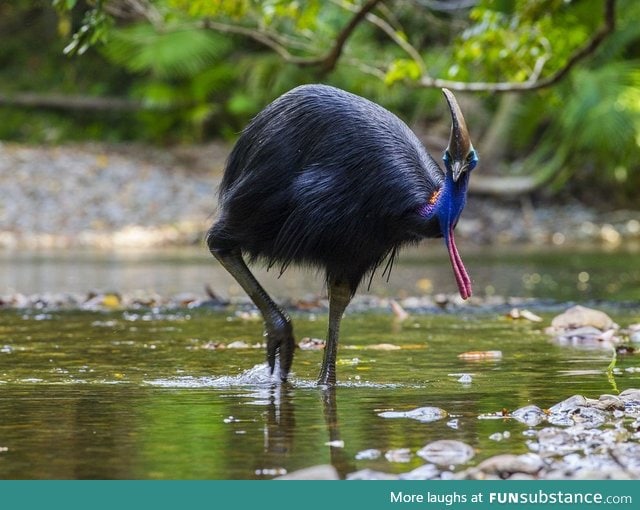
(317, 366, 336, 387)
(266, 319, 295, 382)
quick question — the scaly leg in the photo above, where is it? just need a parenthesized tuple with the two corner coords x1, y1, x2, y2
(211, 247, 295, 382)
(317, 279, 352, 386)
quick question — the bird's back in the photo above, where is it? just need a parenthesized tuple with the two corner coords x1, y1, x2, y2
(215, 84, 443, 288)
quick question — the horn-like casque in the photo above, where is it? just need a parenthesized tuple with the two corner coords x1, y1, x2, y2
(442, 88, 471, 160)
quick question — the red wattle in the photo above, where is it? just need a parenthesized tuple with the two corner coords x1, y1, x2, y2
(446, 226, 472, 300)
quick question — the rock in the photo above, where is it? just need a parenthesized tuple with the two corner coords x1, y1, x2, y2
(529, 428, 572, 455)
(507, 308, 543, 322)
(275, 464, 340, 480)
(619, 388, 640, 403)
(569, 406, 609, 428)
(628, 324, 640, 343)
(553, 326, 621, 347)
(549, 305, 617, 332)
(354, 449, 381, 460)
(549, 394, 589, 414)
(594, 394, 625, 412)
(464, 453, 544, 479)
(547, 306, 623, 348)
(512, 405, 547, 427)
(378, 406, 447, 423)
(399, 464, 440, 480)
(298, 337, 325, 350)
(458, 350, 502, 360)
(417, 440, 474, 466)
(347, 468, 399, 480)
(385, 448, 413, 463)
(226, 340, 251, 349)
(546, 395, 609, 428)
(611, 443, 640, 477)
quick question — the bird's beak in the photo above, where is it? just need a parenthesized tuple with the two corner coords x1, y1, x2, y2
(451, 160, 465, 182)
(442, 88, 471, 181)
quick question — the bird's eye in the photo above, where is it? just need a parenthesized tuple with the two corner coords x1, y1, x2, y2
(466, 150, 478, 171)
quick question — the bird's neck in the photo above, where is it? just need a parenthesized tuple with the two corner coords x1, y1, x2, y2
(440, 171, 469, 224)
(417, 171, 469, 221)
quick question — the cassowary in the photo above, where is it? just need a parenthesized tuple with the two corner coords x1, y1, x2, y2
(207, 84, 477, 386)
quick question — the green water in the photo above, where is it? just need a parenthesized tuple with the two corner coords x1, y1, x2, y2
(1, 306, 639, 479)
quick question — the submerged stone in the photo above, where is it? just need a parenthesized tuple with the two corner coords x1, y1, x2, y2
(385, 448, 412, 463)
(550, 305, 618, 332)
(399, 463, 440, 480)
(347, 468, 398, 480)
(460, 453, 544, 480)
(512, 405, 546, 427)
(355, 448, 381, 460)
(275, 464, 339, 480)
(378, 406, 447, 423)
(549, 395, 589, 414)
(594, 394, 625, 412)
(417, 440, 474, 466)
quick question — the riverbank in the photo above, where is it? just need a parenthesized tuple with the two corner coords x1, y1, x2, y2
(1, 141, 639, 250)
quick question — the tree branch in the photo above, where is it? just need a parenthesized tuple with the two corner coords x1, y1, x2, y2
(316, 0, 383, 74)
(0, 92, 172, 112)
(417, 0, 616, 92)
(98, 0, 615, 93)
(334, 0, 426, 75)
(200, 0, 382, 75)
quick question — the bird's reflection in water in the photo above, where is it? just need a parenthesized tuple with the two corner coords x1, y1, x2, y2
(256, 385, 354, 479)
(320, 387, 355, 478)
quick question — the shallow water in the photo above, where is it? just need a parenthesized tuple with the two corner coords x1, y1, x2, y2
(2, 244, 639, 301)
(1, 246, 640, 479)
(1, 306, 639, 479)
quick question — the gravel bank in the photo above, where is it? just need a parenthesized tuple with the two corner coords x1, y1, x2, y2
(1, 142, 639, 249)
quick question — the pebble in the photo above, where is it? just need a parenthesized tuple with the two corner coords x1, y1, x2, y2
(347, 469, 399, 480)
(511, 405, 546, 427)
(546, 305, 623, 348)
(0, 142, 224, 248)
(457, 374, 473, 383)
(549, 305, 618, 332)
(349, 388, 640, 480)
(275, 465, 339, 480)
(354, 449, 381, 460)
(459, 453, 544, 480)
(385, 448, 412, 463)
(1, 142, 639, 248)
(417, 440, 475, 466)
(378, 406, 448, 423)
(398, 464, 440, 480)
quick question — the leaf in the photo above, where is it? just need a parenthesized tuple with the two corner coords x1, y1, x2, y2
(103, 24, 231, 78)
(384, 59, 421, 86)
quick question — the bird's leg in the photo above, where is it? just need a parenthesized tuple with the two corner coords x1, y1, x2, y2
(211, 248, 295, 381)
(318, 279, 352, 386)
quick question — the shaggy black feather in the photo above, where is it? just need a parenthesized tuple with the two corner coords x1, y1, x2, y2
(208, 84, 444, 293)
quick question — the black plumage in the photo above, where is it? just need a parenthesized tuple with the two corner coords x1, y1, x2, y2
(207, 84, 478, 386)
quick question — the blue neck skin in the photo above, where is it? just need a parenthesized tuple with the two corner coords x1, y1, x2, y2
(418, 169, 470, 232)
(440, 168, 469, 229)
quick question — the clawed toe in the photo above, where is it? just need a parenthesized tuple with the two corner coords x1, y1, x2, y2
(266, 320, 295, 382)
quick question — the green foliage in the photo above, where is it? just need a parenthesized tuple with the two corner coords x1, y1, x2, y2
(0, 1, 138, 142)
(104, 24, 232, 78)
(169, 0, 322, 30)
(515, 61, 640, 206)
(54, 0, 113, 55)
(451, 0, 592, 82)
(384, 59, 422, 86)
(2, 0, 639, 205)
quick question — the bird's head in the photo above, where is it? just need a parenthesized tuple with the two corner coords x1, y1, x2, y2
(442, 88, 478, 183)
(418, 88, 478, 300)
